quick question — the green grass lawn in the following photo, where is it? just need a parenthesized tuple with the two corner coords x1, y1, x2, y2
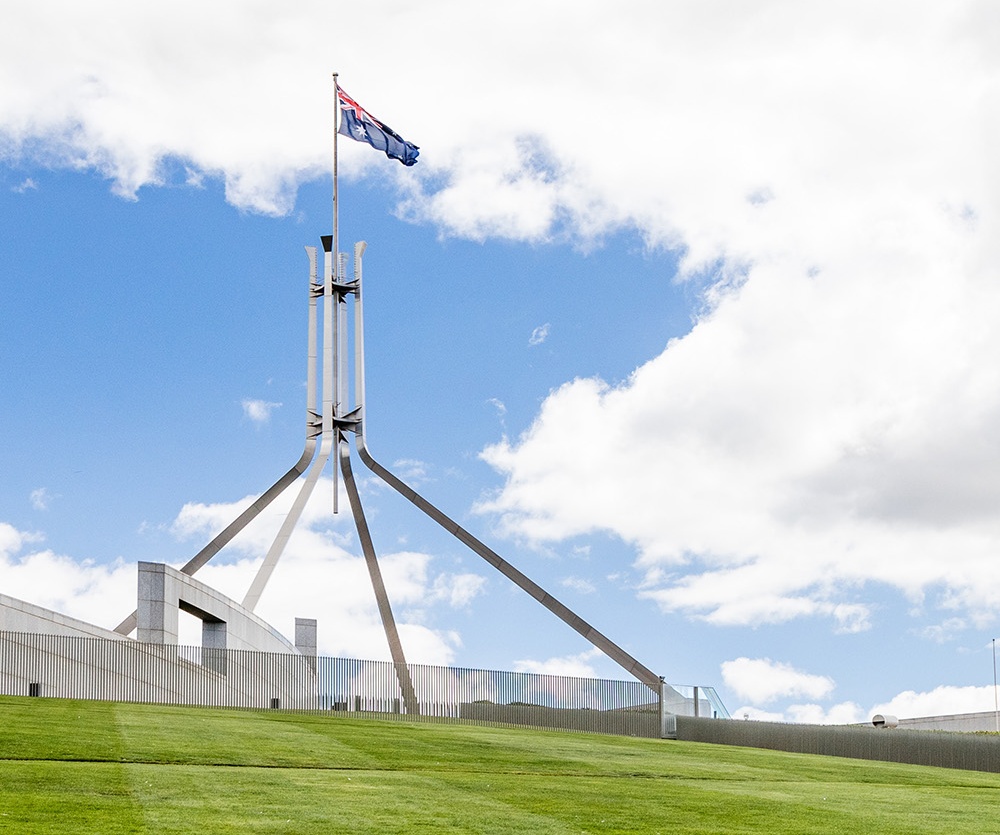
(1, 697, 999, 833)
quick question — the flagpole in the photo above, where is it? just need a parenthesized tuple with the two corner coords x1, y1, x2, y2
(331, 71, 340, 514)
(333, 72, 339, 274)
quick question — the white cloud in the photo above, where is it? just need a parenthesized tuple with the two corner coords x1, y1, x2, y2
(477, 232, 1000, 629)
(241, 398, 281, 425)
(733, 702, 865, 725)
(392, 459, 428, 485)
(12, 177, 36, 193)
(0, 525, 136, 630)
(733, 706, 786, 723)
(0, 3, 985, 245)
(1, 475, 470, 664)
(0, 522, 24, 560)
(528, 323, 550, 346)
(192, 549, 460, 664)
(724, 663, 1000, 725)
(870, 685, 1000, 721)
(427, 573, 487, 609)
(561, 576, 596, 595)
(486, 399, 508, 432)
(918, 618, 968, 643)
(786, 702, 865, 726)
(747, 683, 1000, 725)
(721, 657, 835, 704)
(513, 647, 606, 678)
(29, 487, 52, 511)
(169, 479, 457, 658)
(732, 702, 870, 725)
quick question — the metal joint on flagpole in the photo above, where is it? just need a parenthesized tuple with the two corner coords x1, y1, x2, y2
(332, 410, 362, 432)
(331, 279, 358, 296)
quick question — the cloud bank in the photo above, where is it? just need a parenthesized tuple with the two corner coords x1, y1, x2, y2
(1, 477, 485, 664)
(2, 2, 998, 640)
(724, 654, 1000, 725)
(722, 657, 835, 704)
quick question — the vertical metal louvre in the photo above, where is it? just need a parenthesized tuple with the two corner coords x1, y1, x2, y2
(0, 630, 716, 738)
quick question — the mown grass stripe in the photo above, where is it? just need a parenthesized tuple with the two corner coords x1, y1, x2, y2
(2, 696, 1000, 833)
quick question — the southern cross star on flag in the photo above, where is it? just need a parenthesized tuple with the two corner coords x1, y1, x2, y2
(337, 87, 419, 166)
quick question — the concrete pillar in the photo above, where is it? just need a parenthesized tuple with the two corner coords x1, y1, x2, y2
(295, 617, 317, 672)
(137, 563, 178, 644)
(202, 619, 227, 650)
(202, 619, 228, 675)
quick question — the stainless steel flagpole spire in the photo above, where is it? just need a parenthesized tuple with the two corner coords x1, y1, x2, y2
(118, 75, 659, 704)
(329, 74, 418, 710)
(331, 71, 340, 514)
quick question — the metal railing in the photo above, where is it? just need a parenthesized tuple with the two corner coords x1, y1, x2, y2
(677, 715, 1000, 775)
(0, 631, 725, 738)
(668, 683, 729, 720)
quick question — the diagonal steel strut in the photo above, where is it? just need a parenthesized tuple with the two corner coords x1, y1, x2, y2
(348, 242, 661, 693)
(339, 437, 419, 714)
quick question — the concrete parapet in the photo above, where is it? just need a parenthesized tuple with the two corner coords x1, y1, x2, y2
(897, 711, 1000, 732)
(136, 562, 299, 654)
(0, 593, 128, 641)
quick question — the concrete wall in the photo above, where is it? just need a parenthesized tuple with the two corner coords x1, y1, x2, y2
(1, 571, 317, 709)
(898, 711, 1000, 732)
(0, 631, 318, 709)
(0, 593, 127, 641)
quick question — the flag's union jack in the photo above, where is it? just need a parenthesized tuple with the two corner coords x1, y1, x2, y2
(337, 87, 419, 167)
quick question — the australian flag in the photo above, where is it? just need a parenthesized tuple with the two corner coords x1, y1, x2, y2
(338, 88, 419, 166)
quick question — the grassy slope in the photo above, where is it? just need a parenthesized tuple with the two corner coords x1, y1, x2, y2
(1, 697, 999, 834)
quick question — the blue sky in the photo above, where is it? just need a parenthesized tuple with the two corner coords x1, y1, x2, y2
(2, 1, 999, 724)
